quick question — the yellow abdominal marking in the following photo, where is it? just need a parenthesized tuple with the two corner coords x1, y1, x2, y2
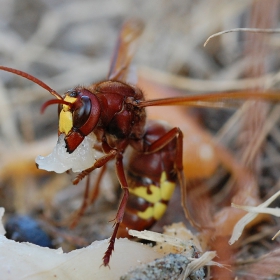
(130, 171, 176, 220)
(160, 172, 176, 201)
(137, 206, 153, 220)
(137, 203, 167, 220)
(154, 203, 167, 220)
(58, 96, 77, 134)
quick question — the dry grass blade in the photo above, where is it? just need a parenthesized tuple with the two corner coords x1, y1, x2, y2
(181, 251, 227, 279)
(204, 27, 280, 47)
(230, 190, 280, 245)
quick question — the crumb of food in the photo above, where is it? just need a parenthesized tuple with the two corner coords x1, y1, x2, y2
(35, 133, 102, 173)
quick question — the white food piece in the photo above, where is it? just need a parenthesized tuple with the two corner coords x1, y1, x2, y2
(36, 133, 102, 173)
(0, 208, 163, 280)
(0, 208, 5, 235)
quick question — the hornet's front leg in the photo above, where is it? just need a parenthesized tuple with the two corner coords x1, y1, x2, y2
(102, 152, 130, 267)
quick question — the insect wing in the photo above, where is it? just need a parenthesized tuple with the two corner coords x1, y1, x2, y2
(107, 19, 144, 83)
(137, 90, 280, 108)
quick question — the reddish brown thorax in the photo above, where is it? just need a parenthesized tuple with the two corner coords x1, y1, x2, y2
(89, 81, 146, 153)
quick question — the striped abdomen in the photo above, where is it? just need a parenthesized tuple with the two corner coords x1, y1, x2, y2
(118, 120, 178, 237)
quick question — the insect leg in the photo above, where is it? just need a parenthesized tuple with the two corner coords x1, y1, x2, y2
(103, 153, 130, 266)
(69, 165, 107, 229)
(69, 175, 91, 229)
(73, 149, 117, 184)
(146, 127, 202, 229)
(175, 130, 203, 230)
(89, 164, 107, 204)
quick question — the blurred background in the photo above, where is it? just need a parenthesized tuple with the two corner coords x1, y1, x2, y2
(1, 0, 280, 278)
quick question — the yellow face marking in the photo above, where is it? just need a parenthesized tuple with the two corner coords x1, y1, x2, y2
(63, 96, 77, 109)
(58, 96, 77, 135)
(59, 110, 73, 135)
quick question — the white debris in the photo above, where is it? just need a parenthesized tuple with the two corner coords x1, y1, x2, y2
(229, 190, 280, 245)
(36, 133, 102, 173)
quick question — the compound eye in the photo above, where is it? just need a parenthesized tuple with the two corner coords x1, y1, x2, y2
(73, 96, 92, 128)
(68, 90, 78, 98)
